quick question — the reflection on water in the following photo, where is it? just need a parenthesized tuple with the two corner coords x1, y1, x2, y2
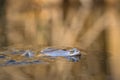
(0, 47, 81, 66)
(0, 56, 81, 66)
(0, 47, 88, 80)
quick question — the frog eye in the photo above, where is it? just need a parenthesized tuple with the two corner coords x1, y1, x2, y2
(70, 50, 74, 54)
(76, 50, 79, 52)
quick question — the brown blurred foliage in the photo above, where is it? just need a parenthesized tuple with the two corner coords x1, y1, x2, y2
(0, 0, 120, 80)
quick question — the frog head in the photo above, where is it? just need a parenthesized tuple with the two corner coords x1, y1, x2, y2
(68, 48, 80, 56)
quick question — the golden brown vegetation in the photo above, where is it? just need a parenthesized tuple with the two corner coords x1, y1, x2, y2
(0, 0, 120, 80)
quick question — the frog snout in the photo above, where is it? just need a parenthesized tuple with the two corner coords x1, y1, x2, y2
(75, 51, 80, 55)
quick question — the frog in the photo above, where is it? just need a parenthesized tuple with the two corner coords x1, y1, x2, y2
(40, 47, 81, 57)
(39, 47, 81, 62)
(0, 47, 81, 66)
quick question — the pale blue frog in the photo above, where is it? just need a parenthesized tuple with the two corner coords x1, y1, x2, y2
(40, 47, 81, 62)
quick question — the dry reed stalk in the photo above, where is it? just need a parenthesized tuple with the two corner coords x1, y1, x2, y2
(6, 0, 26, 45)
(79, 15, 105, 49)
(50, 0, 93, 80)
(105, 0, 120, 79)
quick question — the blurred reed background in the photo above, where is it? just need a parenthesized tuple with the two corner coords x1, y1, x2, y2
(0, 0, 120, 80)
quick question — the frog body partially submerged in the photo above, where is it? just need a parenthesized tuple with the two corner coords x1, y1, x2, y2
(0, 47, 81, 66)
(40, 48, 81, 57)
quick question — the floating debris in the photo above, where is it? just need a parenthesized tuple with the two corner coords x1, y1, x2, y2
(0, 54, 6, 58)
(6, 60, 16, 65)
(21, 50, 34, 58)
